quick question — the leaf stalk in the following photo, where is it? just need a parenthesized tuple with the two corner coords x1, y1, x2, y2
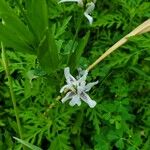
(1, 42, 26, 150)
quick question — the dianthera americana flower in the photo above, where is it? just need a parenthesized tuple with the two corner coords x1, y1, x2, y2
(60, 67, 98, 108)
(58, 0, 96, 24)
(84, 2, 95, 25)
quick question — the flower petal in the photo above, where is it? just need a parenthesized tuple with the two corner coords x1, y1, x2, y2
(77, 85, 84, 95)
(84, 2, 95, 25)
(69, 95, 81, 106)
(59, 0, 83, 7)
(78, 70, 88, 83)
(80, 92, 96, 108)
(64, 67, 76, 84)
(77, 0, 83, 7)
(60, 84, 71, 93)
(85, 2, 95, 14)
(84, 13, 93, 25)
(59, 0, 79, 4)
(61, 92, 74, 103)
(85, 81, 98, 92)
(76, 68, 83, 79)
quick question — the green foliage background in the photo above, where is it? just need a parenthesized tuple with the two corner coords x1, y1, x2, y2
(0, 0, 150, 149)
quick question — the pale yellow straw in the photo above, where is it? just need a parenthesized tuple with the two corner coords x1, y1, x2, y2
(87, 19, 150, 71)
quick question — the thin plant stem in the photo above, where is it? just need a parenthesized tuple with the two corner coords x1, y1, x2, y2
(1, 42, 26, 150)
(87, 19, 150, 71)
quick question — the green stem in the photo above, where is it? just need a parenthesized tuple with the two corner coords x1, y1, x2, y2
(1, 42, 25, 150)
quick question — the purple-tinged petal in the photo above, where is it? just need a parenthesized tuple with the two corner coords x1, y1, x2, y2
(77, 68, 87, 78)
(61, 92, 74, 103)
(64, 67, 76, 84)
(85, 81, 98, 92)
(77, 85, 85, 95)
(80, 92, 96, 108)
(78, 70, 88, 81)
(69, 95, 81, 106)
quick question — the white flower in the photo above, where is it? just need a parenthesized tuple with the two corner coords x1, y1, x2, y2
(60, 67, 98, 108)
(58, 0, 83, 7)
(84, 2, 95, 25)
(59, 0, 96, 24)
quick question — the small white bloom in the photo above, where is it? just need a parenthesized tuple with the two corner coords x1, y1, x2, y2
(84, 2, 95, 25)
(58, 0, 83, 7)
(60, 67, 98, 108)
(59, 0, 96, 24)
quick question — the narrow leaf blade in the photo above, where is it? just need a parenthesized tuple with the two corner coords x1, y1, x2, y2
(13, 137, 42, 150)
(69, 31, 90, 70)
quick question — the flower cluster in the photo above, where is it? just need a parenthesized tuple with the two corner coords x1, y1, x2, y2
(60, 67, 98, 108)
(59, 0, 96, 25)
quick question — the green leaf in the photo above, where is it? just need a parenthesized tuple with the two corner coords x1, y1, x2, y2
(0, 0, 34, 43)
(26, 0, 48, 41)
(94, 136, 110, 150)
(55, 16, 72, 38)
(0, 24, 34, 54)
(69, 31, 90, 70)
(26, 0, 59, 73)
(13, 137, 42, 150)
(132, 133, 142, 147)
(4, 131, 13, 149)
(0, 0, 34, 53)
(115, 139, 124, 149)
(130, 67, 150, 80)
(37, 29, 59, 73)
(144, 57, 150, 61)
(142, 138, 150, 150)
(49, 132, 71, 150)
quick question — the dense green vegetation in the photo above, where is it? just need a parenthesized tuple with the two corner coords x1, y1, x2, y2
(0, 0, 150, 149)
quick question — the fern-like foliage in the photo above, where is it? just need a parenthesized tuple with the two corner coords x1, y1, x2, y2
(0, 0, 150, 149)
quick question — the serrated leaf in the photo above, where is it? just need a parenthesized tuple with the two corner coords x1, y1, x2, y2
(115, 139, 124, 149)
(49, 132, 71, 150)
